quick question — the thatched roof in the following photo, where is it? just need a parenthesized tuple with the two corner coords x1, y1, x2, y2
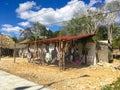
(0, 35, 28, 49)
(0, 35, 15, 49)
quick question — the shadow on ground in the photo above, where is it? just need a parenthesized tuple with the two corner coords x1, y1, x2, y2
(14, 85, 46, 90)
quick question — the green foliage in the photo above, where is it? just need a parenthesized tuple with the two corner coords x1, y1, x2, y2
(102, 85, 112, 90)
(33, 22, 54, 39)
(112, 36, 120, 49)
(92, 36, 99, 43)
(102, 77, 120, 90)
(62, 9, 107, 37)
(63, 15, 96, 36)
(19, 22, 54, 42)
(98, 26, 108, 40)
(112, 26, 120, 49)
(60, 30, 67, 36)
(29, 35, 35, 41)
(52, 30, 67, 37)
(92, 25, 108, 43)
(33, 22, 47, 39)
(17, 37, 24, 42)
(112, 24, 120, 39)
(46, 30, 54, 38)
(53, 31, 60, 37)
(11, 36, 18, 43)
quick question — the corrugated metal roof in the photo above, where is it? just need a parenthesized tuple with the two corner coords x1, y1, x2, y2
(21, 33, 95, 44)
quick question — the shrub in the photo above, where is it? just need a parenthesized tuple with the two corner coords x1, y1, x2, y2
(102, 77, 120, 90)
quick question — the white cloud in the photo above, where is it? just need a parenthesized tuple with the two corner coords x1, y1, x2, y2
(89, 7, 97, 12)
(89, 0, 102, 7)
(1, 24, 23, 33)
(16, 0, 99, 26)
(16, 1, 36, 13)
(105, 0, 114, 3)
(105, 0, 120, 3)
(18, 21, 30, 27)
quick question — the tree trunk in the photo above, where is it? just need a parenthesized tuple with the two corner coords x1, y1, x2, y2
(108, 25, 113, 44)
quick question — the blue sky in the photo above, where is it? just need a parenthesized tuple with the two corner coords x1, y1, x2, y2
(0, 0, 107, 37)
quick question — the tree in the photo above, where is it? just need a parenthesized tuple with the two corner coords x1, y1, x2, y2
(11, 36, 18, 43)
(97, 25, 108, 40)
(46, 29, 54, 38)
(53, 31, 60, 37)
(20, 27, 33, 40)
(33, 22, 48, 40)
(103, 0, 120, 43)
(112, 25, 120, 38)
(112, 37, 120, 49)
(112, 26, 120, 49)
(63, 12, 100, 36)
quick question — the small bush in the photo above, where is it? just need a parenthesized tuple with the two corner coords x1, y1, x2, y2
(102, 85, 112, 90)
(102, 77, 120, 90)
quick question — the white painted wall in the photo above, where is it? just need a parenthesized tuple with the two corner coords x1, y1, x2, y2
(86, 42, 96, 65)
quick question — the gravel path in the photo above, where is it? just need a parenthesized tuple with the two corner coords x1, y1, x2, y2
(0, 70, 49, 90)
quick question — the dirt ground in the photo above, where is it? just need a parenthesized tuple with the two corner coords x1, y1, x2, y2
(0, 57, 120, 90)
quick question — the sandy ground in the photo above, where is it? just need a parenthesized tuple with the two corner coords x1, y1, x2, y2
(0, 57, 120, 90)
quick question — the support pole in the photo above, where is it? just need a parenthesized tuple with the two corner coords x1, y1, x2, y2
(14, 43, 16, 63)
(61, 41, 64, 70)
(58, 32, 62, 71)
(62, 48, 65, 70)
(0, 34, 2, 61)
(59, 42, 62, 71)
(62, 41, 66, 70)
(0, 47, 1, 61)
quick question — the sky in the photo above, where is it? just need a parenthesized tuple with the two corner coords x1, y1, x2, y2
(0, 0, 112, 38)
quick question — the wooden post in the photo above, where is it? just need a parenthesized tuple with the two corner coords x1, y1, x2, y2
(59, 42, 62, 71)
(43, 43, 46, 65)
(58, 32, 62, 71)
(62, 48, 65, 70)
(0, 47, 1, 61)
(62, 41, 67, 70)
(41, 43, 45, 66)
(0, 34, 2, 61)
(61, 41, 64, 70)
(85, 54, 87, 65)
(14, 43, 16, 63)
(96, 50, 99, 63)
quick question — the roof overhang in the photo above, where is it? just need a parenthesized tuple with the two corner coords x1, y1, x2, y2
(21, 33, 95, 44)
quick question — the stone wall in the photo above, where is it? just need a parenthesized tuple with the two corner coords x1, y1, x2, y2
(98, 43, 108, 62)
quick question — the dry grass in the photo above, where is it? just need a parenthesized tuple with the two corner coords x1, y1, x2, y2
(0, 57, 120, 90)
